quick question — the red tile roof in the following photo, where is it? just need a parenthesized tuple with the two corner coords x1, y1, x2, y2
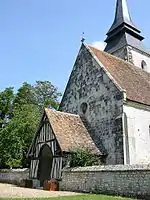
(88, 45, 150, 106)
(45, 108, 102, 155)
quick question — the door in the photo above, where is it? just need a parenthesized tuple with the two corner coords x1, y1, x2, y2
(37, 144, 53, 186)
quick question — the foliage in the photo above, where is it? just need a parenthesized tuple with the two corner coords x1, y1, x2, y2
(0, 81, 61, 168)
(33, 81, 61, 110)
(0, 87, 14, 128)
(14, 82, 35, 107)
(0, 104, 40, 167)
(14, 81, 61, 111)
(70, 147, 101, 167)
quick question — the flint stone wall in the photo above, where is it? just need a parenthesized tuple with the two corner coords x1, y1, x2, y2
(0, 168, 29, 185)
(60, 44, 124, 165)
(60, 165, 150, 198)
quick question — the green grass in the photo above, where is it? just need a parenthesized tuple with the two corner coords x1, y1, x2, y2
(0, 194, 134, 200)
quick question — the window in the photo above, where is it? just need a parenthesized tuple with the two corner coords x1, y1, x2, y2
(80, 102, 88, 114)
(141, 60, 147, 70)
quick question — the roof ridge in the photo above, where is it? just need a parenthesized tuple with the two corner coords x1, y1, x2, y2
(45, 108, 80, 118)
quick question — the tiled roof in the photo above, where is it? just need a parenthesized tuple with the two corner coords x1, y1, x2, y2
(45, 108, 102, 155)
(88, 45, 150, 106)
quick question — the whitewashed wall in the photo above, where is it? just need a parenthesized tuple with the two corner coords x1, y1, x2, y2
(131, 49, 150, 72)
(123, 103, 150, 164)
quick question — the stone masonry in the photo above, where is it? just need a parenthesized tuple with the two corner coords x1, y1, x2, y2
(0, 168, 29, 185)
(60, 165, 150, 199)
(60, 44, 124, 165)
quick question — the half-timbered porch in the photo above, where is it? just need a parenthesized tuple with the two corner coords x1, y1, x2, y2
(28, 108, 102, 186)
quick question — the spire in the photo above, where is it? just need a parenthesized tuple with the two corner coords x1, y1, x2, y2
(116, 0, 131, 21)
(104, 0, 145, 53)
(108, 0, 137, 34)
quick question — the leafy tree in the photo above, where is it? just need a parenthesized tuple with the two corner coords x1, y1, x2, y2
(33, 81, 61, 110)
(0, 87, 14, 129)
(14, 82, 35, 107)
(0, 104, 40, 168)
(0, 125, 23, 168)
(14, 81, 61, 111)
(0, 80, 61, 168)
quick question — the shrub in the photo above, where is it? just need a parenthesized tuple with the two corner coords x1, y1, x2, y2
(70, 147, 101, 167)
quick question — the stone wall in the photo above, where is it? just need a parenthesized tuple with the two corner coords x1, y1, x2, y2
(59, 43, 124, 165)
(60, 165, 150, 198)
(0, 168, 29, 185)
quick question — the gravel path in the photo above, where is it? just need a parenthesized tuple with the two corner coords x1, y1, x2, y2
(0, 183, 80, 198)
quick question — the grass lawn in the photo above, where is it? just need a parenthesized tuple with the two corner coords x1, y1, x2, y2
(0, 194, 133, 200)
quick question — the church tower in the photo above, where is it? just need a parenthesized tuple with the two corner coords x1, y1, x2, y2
(104, 0, 150, 72)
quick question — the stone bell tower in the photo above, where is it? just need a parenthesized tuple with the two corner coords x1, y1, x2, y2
(104, 0, 150, 72)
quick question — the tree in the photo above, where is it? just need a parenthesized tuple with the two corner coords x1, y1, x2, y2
(0, 104, 40, 168)
(33, 81, 61, 110)
(14, 82, 35, 107)
(0, 87, 14, 129)
(0, 80, 61, 168)
(14, 81, 61, 111)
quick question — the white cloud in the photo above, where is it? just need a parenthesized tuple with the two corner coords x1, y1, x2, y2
(91, 41, 106, 51)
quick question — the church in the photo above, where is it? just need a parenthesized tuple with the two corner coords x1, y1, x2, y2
(28, 0, 150, 185)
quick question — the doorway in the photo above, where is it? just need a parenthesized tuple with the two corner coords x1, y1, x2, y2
(37, 144, 53, 186)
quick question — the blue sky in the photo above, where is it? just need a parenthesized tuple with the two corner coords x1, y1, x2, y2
(0, 0, 150, 93)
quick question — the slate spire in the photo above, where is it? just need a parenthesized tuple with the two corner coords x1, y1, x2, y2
(107, 0, 137, 34)
(104, 0, 145, 53)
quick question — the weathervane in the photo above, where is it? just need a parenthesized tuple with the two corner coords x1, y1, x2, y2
(81, 32, 85, 43)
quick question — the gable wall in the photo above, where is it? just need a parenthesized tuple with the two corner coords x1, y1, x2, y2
(123, 102, 150, 164)
(60, 44, 124, 165)
(29, 116, 62, 180)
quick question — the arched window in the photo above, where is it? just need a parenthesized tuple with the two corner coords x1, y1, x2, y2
(80, 102, 88, 114)
(141, 60, 147, 70)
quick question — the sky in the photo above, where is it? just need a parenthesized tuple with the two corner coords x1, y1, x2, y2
(0, 0, 150, 93)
